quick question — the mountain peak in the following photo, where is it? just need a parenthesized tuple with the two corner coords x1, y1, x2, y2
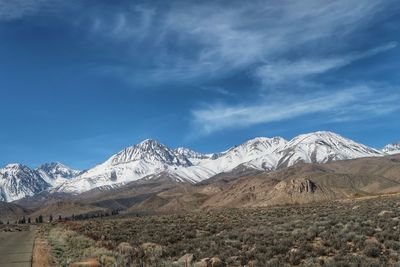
(3, 131, 391, 198)
(37, 162, 80, 173)
(110, 139, 191, 167)
(139, 138, 161, 145)
(383, 142, 400, 155)
(38, 162, 66, 169)
(277, 131, 383, 168)
(36, 162, 81, 187)
(4, 163, 24, 169)
(228, 136, 287, 154)
(244, 136, 287, 146)
(0, 164, 50, 202)
(174, 147, 208, 160)
(286, 131, 362, 148)
(296, 130, 344, 139)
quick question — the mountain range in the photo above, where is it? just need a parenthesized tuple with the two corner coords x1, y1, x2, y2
(0, 131, 399, 202)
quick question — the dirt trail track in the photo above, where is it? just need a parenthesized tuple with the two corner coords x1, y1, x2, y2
(0, 226, 36, 267)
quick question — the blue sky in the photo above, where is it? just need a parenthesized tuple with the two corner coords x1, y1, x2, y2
(0, 0, 399, 169)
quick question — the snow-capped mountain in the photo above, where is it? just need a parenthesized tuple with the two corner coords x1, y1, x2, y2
(111, 139, 192, 167)
(56, 137, 290, 193)
(1, 131, 395, 199)
(276, 131, 384, 168)
(382, 143, 400, 155)
(195, 137, 288, 173)
(173, 147, 212, 165)
(36, 162, 81, 187)
(57, 132, 386, 194)
(0, 164, 50, 202)
(55, 139, 209, 193)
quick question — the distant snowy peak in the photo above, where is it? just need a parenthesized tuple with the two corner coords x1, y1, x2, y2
(196, 137, 288, 173)
(277, 131, 383, 168)
(56, 140, 200, 193)
(0, 163, 50, 202)
(174, 147, 209, 160)
(383, 143, 400, 155)
(2, 163, 31, 174)
(36, 162, 81, 186)
(37, 162, 81, 178)
(227, 137, 287, 155)
(51, 132, 390, 195)
(173, 147, 209, 165)
(110, 139, 192, 167)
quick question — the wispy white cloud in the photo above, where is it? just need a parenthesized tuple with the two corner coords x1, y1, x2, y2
(4, 1, 397, 137)
(255, 42, 398, 87)
(329, 93, 400, 123)
(0, 0, 66, 21)
(191, 86, 400, 135)
(83, 0, 396, 85)
(90, 6, 155, 41)
(155, 0, 391, 81)
(87, 0, 398, 135)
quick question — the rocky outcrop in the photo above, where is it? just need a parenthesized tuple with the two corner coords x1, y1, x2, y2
(274, 178, 318, 195)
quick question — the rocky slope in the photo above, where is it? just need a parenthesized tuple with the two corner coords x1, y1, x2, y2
(0, 201, 29, 222)
(0, 164, 50, 202)
(202, 154, 400, 208)
(0, 163, 80, 202)
(36, 162, 81, 187)
(276, 131, 383, 168)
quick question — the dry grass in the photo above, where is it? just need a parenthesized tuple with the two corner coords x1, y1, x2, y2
(32, 237, 55, 267)
(52, 195, 400, 266)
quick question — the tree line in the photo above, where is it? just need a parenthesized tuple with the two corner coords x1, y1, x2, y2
(0, 209, 121, 225)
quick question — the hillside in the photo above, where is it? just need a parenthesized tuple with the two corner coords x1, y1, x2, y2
(0, 202, 29, 222)
(4, 154, 400, 218)
(29, 201, 108, 220)
(1, 131, 396, 202)
(202, 154, 400, 208)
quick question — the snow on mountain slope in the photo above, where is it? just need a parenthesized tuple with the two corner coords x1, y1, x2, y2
(276, 131, 384, 168)
(56, 139, 200, 193)
(6, 132, 384, 199)
(56, 137, 288, 193)
(36, 162, 81, 187)
(0, 131, 389, 198)
(196, 137, 288, 172)
(111, 139, 192, 167)
(55, 132, 387, 193)
(0, 164, 50, 202)
(382, 143, 400, 155)
(173, 147, 212, 165)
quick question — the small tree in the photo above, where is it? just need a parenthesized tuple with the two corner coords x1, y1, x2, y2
(49, 215, 53, 223)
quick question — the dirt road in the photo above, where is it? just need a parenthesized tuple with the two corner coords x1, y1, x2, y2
(0, 226, 36, 267)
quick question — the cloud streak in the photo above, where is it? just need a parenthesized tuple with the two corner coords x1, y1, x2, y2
(255, 42, 398, 88)
(82, 0, 397, 85)
(3, 1, 398, 138)
(191, 86, 400, 135)
(0, 0, 67, 21)
(80, 1, 400, 136)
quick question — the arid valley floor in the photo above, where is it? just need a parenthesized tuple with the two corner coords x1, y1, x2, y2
(1, 194, 396, 267)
